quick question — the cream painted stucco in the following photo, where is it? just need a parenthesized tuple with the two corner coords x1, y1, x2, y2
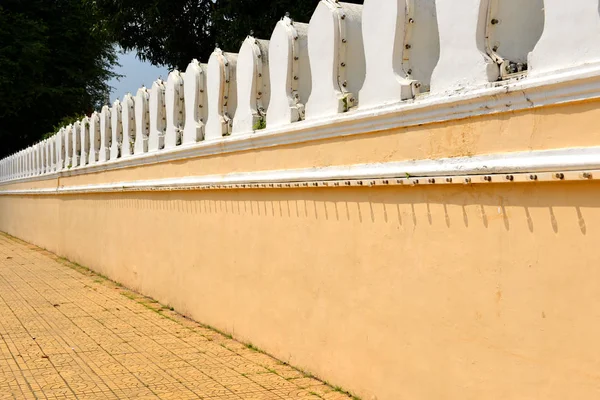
(2, 98, 600, 192)
(0, 182, 599, 400)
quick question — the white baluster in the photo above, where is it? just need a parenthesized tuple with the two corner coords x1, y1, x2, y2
(64, 125, 73, 169)
(41, 142, 46, 174)
(165, 71, 185, 149)
(55, 129, 65, 171)
(232, 36, 271, 134)
(121, 94, 135, 158)
(305, 0, 365, 119)
(148, 80, 166, 152)
(266, 16, 311, 129)
(110, 100, 123, 160)
(360, 0, 438, 108)
(484, 0, 544, 78)
(205, 48, 238, 140)
(50, 136, 57, 172)
(72, 122, 81, 168)
(182, 60, 207, 144)
(529, 0, 600, 76)
(19, 151, 24, 178)
(80, 116, 90, 167)
(99, 106, 111, 162)
(430, 0, 498, 93)
(135, 87, 150, 155)
(88, 112, 101, 165)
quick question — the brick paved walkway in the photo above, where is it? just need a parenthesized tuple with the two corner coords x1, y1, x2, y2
(0, 234, 352, 400)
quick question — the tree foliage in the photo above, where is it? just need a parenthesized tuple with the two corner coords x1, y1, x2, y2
(0, 0, 118, 158)
(94, 0, 363, 71)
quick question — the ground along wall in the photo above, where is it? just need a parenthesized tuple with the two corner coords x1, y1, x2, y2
(1, 101, 600, 400)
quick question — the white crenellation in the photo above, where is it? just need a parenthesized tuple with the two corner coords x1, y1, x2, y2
(148, 80, 167, 152)
(134, 87, 150, 155)
(360, 0, 440, 109)
(232, 36, 271, 134)
(165, 71, 186, 149)
(55, 130, 65, 172)
(71, 122, 81, 168)
(205, 48, 239, 140)
(64, 125, 73, 169)
(49, 136, 56, 172)
(80, 117, 90, 167)
(485, 0, 544, 79)
(54, 131, 60, 172)
(305, 0, 366, 120)
(529, 0, 600, 77)
(110, 100, 123, 160)
(360, 0, 419, 108)
(88, 112, 101, 165)
(182, 60, 208, 145)
(121, 94, 135, 158)
(99, 106, 112, 162)
(430, 0, 499, 93)
(41, 141, 47, 174)
(266, 16, 311, 129)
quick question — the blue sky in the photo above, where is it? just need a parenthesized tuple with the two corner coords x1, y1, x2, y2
(108, 50, 170, 103)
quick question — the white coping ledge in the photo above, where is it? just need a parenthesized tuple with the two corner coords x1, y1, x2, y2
(3, 62, 600, 186)
(1, 146, 599, 195)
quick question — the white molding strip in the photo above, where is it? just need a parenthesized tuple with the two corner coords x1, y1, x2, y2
(3, 62, 600, 187)
(1, 147, 599, 196)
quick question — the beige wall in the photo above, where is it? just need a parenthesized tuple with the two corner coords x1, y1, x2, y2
(1, 104, 600, 400)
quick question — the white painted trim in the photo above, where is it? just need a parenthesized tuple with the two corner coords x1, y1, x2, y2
(3, 63, 600, 186)
(1, 147, 600, 195)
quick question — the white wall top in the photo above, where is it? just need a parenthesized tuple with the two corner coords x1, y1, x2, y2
(80, 116, 90, 167)
(110, 100, 123, 160)
(182, 60, 208, 145)
(266, 16, 311, 128)
(88, 112, 101, 165)
(165, 71, 186, 149)
(305, 0, 365, 120)
(359, 0, 419, 109)
(205, 48, 239, 140)
(430, 0, 499, 93)
(135, 87, 150, 155)
(232, 36, 271, 135)
(99, 106, 112, 162)
(148, 80, 167, 152)
(529, 0, 600, 77)
(71, 121, 81, 168)
(121, 94, 135, 158)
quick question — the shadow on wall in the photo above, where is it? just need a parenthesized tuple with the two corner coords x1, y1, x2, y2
(59, 181, 597, 237)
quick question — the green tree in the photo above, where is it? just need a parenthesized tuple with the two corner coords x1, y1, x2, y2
(93, 0, 363, 71)
(0, 0, 118, 158)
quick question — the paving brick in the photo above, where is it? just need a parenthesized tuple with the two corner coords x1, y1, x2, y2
(0, 234, 351, 400)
